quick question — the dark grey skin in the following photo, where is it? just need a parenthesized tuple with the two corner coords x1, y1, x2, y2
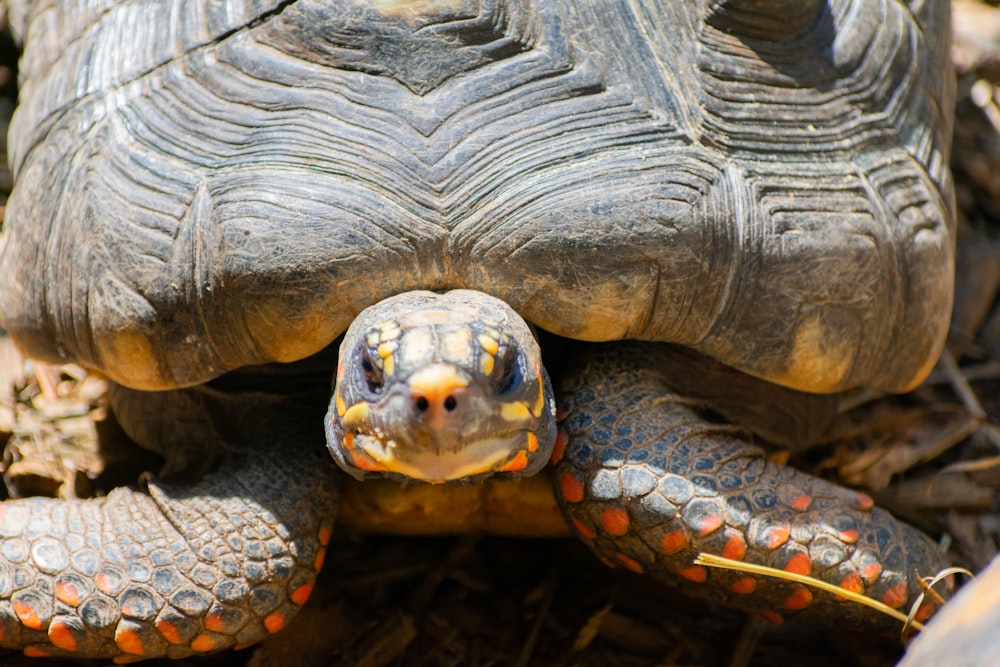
(0, 0, 958, 661)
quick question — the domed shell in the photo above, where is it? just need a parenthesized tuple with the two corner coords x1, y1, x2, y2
(0, 0, 955, 393)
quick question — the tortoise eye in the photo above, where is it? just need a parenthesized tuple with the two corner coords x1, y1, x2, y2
(492, 343, 521, 395)
(359, 347, 384, 393)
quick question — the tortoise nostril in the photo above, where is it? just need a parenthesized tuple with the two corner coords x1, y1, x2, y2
(444, 395, 457, 412)
(415, 396, 430, 413)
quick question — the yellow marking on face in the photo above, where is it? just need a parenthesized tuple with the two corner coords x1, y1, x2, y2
(377, 342, 395, 359)
(342, 402, 371, 429)
(477, 334, 499, 356)
(383, 353, 395, 377)
(336, 391, 347, 417)
(501, 401, 531, 422)
(531, 372, 546, 417)
(366, 331, 381, 348)
(408, 364, 470, 395)
(480, 354, 495, 377)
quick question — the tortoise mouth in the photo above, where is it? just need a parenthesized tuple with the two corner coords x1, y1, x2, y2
(342, 429, 544, 484)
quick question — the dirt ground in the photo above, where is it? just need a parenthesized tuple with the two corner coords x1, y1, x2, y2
(3, 3, 1000, 666)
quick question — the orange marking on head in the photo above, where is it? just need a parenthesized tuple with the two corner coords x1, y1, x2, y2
(115, 628, 146, 655)
(318, 523, 333, 546)
(291, 583, 314, 606)
(882, 583, 908, 609)
(343, 432, 355, 451)
(526, 432, 539, 453)
(785, 587, 813, 610)
(156, 620, 183, 645)
(500, 450, 529, 472)
(697, 515, 724, 537)
(601, 508, 630, 536)
(191, 634, 218, 653)
(264, 612, 286, 634)
(559, 471, 585, 503)
(861, 562, 883, 583)
(23, 647, 53, 658)
(661, 530, 688, 555)
(314, 547, 327, 572)
(616, 553, 645, 573)
(571, 517, 597, 540)
(350, 450, 383, 472)
(791, 495, 813, 511)
(759, 610, 784, 625)
(48, 621, 78, 652)
(678, 566, 708, 583)
(335, 390, 346, 417)
(784, 553, 811, 576)
(837, 572, 864, 600)
(204, 614, 225, 633)
(550, 429, 568, 464)
(55, 582, 81, 606)
(854, 492, 875, 511)
(767, 525, 790, 549)
(12, 601, 42, 630)
(730, 577, 757, 594)
(838, 529, 859, 544)
(722, 534, 747, 561)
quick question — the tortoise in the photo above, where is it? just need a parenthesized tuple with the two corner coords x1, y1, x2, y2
(0, 0, 957, 661)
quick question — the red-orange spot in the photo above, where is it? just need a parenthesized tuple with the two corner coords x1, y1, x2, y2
(500, 450, 529, 472)
(678, 566, 708, 583)
(95, 573, 118, 595)
(722, 534, 747, 561)
(855, 492, 875, 510)
(115, 628, 145, 655)
(156, 620, 182, 645)
(55, 582, 81, 607)
(264, 612, 286, 634)
(571, 517, 596, 539)
(696, 514, 724, 537)
(291, 584, 313, 606)
(791, 495, 813, 511)
(343, 432, 355, 450)
(882, 583, 908, 609)
(23, 646, 53, 658)
(785, 587, 813, 610)
(601, 508, 630, 536)
(350, 450, 382, 472)
(759, 610, 784, 625)
(661, 530, 688, 555)
(191, 634, 218, 653)
(616, 553, 645, 573)
(837, 572, 864, 600)
(314, 547, 327, 572)
(861, 562, 883, 584)
(838, 529, 859, 544)
(767, 525, 790, 550)
(550, 430, 568, 464)
(48, 621, 78, 652)
(318, 523, 333, 546)
(559, 471, 585, 503)
(204, 614, 225, 633)
(526, 432, 539, 453)
(784, 552, 811, 576)
(915, 603, 936, 623)
(12, 601, 42, 630)
(730, 577, 757, 594)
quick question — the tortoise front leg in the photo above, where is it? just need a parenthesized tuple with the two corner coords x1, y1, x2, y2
(0, 385, 338, 660)
(552, 343, 949, 628)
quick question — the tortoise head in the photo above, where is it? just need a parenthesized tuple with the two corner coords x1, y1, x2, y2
(326, 290, 557, 484)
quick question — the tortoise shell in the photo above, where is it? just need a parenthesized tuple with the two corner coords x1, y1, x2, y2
(0, 0, 954, 393)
